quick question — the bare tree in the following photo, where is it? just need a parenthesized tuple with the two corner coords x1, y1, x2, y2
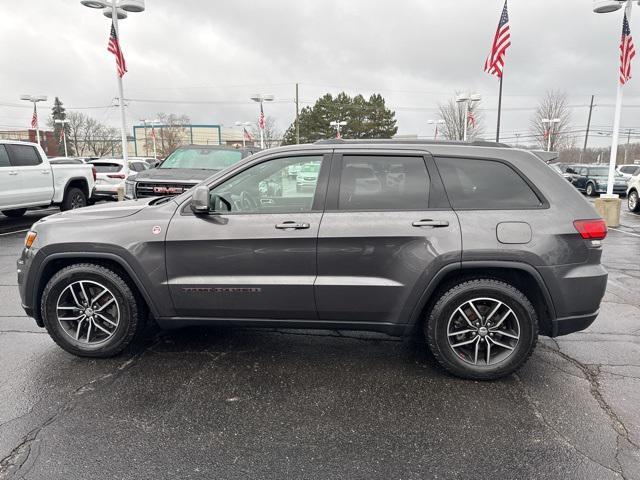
(251, 116, 282, 148)
(156, 113, 190, 157)
(66, 111, 87, 156)
(531, 90, 572, 151)
(438, 93, 483, 141)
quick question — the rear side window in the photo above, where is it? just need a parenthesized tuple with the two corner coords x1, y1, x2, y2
(338, 155, 429, 210)
(5, 144, 42, 167)
(92, 162, 122, 173)
(0, 146, 9, 167)
(435, 157, 542, 209)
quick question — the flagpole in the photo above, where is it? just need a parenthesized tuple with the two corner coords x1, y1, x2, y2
(496, 74, 503, 143)
(34, 104, 41, 147)
(605, 0, 633, 197)
(112, 0, 129, 174)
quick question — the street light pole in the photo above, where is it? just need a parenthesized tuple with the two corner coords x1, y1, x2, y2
(330, 120, 347, 139)
(250, 94, 274, 149)
(428, 119, 445, 140)
(235, 121, 252, 148)
(20, 95, 47, 147)
(542, 118, 561, 152)
(456, 94, 481, 141)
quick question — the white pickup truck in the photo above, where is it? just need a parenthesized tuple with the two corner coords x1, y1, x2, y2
(0, 140, 95, 218)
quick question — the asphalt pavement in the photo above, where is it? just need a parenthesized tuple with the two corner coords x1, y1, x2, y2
(0, 204, 639, 480)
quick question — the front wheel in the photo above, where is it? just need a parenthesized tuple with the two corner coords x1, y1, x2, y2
(628, 190, 640, 212)
(41, 263, 145, 357)
(1, 208, 27, 218)
(425, 279, 538, 380)
(586, 182, 596, 196)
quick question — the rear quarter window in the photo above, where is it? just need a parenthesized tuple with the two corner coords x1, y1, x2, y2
(435, 157, 543, 209)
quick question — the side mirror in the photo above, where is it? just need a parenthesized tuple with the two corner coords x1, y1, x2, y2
(190, 185, 211, 214)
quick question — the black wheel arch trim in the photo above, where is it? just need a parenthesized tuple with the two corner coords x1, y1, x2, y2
(61, 177, 90, 200)
(404, 260, 557, 333)
(28, 251, 161, 322)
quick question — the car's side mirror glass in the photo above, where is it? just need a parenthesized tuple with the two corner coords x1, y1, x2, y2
(190, 186, 211, 214)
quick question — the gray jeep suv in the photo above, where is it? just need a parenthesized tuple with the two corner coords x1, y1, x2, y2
(17, 140, 608, 380)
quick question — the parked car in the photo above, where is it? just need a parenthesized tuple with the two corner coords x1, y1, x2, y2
(627, 172, 640, 213)
(129, 156, 160, 168)
(89, 159, 150, 200)
(566, 164, 628, 196)
(18, 140, 608, 380)
(0, 140, 95, 217)
(124, 145, 259, 200)
(617, 164, 640, 180)
(549, 163, 573, 182)
(295, 160, 321, 191)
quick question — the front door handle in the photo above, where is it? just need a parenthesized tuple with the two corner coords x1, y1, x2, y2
(41, 170, 51, 174)
(275, 221, 310, 230)
(8, 171, 18, 176)
(412, 219, 449, 228)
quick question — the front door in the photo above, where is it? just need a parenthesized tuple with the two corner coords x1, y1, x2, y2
(5, 144, 53, 206)
(165, 153, 330, 319)
(316, 152, 461, 325)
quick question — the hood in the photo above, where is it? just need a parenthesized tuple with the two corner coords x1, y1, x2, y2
(36, 199, 154, 226)
(132, 168, 220, 184)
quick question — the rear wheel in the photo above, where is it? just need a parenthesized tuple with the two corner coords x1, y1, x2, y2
(61, 187, 87, 211)
(628, 189, 640, 212)
(425, 279, 538, 380)
(41, 263, 145, 357)
(586, 182, 596, 196)
(1, 208, 27, 218)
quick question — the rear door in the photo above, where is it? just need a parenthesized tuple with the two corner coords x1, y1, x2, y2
(315, 151, 461, 326)
(5, 143, 53, 206)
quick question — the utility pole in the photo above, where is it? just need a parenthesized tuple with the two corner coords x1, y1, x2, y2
(582, 95, 595, 160)
(295, 83, 300, 144)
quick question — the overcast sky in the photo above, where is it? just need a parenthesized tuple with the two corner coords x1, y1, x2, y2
(1, 0, 639, 148)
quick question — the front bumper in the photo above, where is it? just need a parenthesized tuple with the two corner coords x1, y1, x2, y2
(595, 183, 628, 194)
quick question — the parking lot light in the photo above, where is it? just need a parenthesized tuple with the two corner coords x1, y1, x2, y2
(250, 94, 274, 149)
(456, 94, 481, 141)
(329, 120, 347, 139)
(428, 119, 445, 140)
(235, 121, 253, 148)
(542, 118, 561, 151)
(20, 94, 47, 147)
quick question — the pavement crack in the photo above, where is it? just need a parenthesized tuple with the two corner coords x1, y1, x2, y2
(513, 372, 624, 478)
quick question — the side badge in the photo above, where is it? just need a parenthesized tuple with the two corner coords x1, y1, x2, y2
(152, 226, 162, 235)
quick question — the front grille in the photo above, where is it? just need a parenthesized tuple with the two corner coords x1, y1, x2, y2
(135, 182, 197, 198)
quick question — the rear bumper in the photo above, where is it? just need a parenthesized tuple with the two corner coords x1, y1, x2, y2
(551, 311, 599, 337)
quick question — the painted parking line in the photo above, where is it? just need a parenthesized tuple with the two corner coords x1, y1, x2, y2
(609, 227, 640, 238)
(0, 229, 29, 237)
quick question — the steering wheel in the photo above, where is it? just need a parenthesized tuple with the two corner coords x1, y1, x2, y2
(239, 191, 258, 211)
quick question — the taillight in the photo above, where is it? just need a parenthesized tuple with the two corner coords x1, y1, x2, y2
(91, 166, 97, 181)
(107, 173, 126, 179)
(574, 219, 607, 240)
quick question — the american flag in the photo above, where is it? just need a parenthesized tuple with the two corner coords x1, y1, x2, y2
(243, 127, 253, 141)
(30, 105, 38, 129)
(467, 110, 477, 129)
(620, 13, 636, 85)
(258, 103, 265, 130)
(484, 0, 511, 78)
(107, 21, 127, 77)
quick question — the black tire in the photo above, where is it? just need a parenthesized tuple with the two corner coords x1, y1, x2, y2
(425, 279, 538, 380)
(41, 263, 145, 357)
(586, 182, 596, 197)
(61, 187, 87, 211)
(628, 189, 640, 213)
(2, 208, 27, 218)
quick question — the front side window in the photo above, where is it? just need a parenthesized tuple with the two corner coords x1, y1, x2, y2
(436, 157, 542, 209)
(338, 156, 430, 210)
(161, 147, 243, 170)
(209, 155, 324, 214)
(6, 144, 42, 167)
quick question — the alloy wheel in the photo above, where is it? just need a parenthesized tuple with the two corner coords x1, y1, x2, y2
(446, 297, 521, 366)
(629, 191, 639, 211)
(56, 280, 120, 344)
(71, 192, 85, 209)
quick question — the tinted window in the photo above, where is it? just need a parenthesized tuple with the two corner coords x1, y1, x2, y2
(0, 146, 9, 167)
(129, 162, 142, 172)
(436, 157, 542, 209)
(6, 144, 42, 167)
(588, 167, 609, 176)
(338, 156, 429, 210)
(91, 162, 123, 173)
(160, 147, 243, 170)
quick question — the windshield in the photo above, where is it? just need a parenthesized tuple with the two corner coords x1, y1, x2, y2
(159, 148, 243, 170)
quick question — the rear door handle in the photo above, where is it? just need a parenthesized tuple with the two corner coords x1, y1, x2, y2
(275, 221, 310, 230)
(412, 219, 449, 228)
(8, 171, 18, 176)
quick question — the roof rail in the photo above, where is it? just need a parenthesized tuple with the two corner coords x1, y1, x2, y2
(313, 138, 511, 148)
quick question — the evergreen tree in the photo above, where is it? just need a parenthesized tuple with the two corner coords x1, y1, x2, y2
(282, 92, 398, 145)
(51, 97, 74, 156)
